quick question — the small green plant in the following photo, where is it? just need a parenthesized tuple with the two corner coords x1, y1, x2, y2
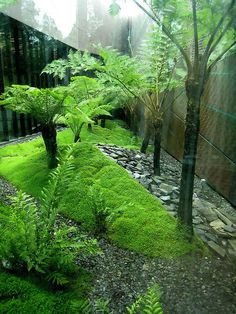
(88, 186, 110, 236)
(0, 148, 98, 285)
(126, 285, 163, 314)
(94, 298, 111, 314)
(60, 96, 113, 143)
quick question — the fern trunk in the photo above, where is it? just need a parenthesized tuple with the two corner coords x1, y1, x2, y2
(41, 122, 58, 169)
(178, 78, 202, 233)
(153, 121, 162, 176)
(140, 126, 151, 154)
(101, 118, 106, 128)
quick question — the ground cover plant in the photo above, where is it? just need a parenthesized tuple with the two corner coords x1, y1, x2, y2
(0, 267, 91, 314)
(0, 121, 204, 258)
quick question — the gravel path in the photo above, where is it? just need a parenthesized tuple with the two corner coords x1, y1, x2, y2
(81, 238, 236, 314)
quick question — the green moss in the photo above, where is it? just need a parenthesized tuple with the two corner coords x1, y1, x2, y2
(0, 121, 205, 258)
(0, 270, 90, 314)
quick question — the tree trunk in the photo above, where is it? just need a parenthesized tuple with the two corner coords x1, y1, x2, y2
(88, 123, 92, 131)
(74, 122, 85, 143)
(178, 79, 202, 233)
(74, 133, 81, 143)
(140, 119, 152, 154)
(101, 118, 106, 128)
(153, 122, 162, 176)
(41, 123, 58, 169)
(140, 133, 151, 154)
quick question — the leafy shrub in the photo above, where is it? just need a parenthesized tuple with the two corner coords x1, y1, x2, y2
(126, 285, 163, 314)
(88, 186, 110, 236)
(0, 148, 98, 285)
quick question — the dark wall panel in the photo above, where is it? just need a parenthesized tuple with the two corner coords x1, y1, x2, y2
(162, 54, 236, 206)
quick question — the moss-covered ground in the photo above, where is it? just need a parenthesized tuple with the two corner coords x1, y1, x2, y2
(0, 120, 205, 312)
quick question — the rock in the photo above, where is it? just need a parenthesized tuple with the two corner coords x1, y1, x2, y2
(152, 176, 164, 184)
(207, 240, 226, 257)
(214, 208, 235, 226)
(223, 224, 236, 233)
(193, 217, 203, 225)
(197, 224, 210, 231)
(210, 219, 225, 231)
(193, 199, 218, 222)
(139, 178, 150, 189)
(142, 264, 149, 271)
(166, 203, 176, 211)
(143, 171, 151, 177)
(227, 248, 236, 258)
(168, 211, 177, 217)
(150, 185, 159, 193)
(205, 232, 219, 243)
(159, 183, 174, 194)
(194, 228, 206, 236)
(160, 195, 171, 202)
(133, 173, 141, 179)
(159, 188, 170, 196)
(228, 239, 236, 252)
(136, 163, 143, 171)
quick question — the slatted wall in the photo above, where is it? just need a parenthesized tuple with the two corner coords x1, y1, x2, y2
(0, 13, 71, 141)
(162, 53, 236, 206)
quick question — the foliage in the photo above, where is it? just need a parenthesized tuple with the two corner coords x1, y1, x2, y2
(126, 285, 163, 314)
(88, 185, 110, 236)
(0, 85, 68, 125)
(0, 148, 98, 284)
(60, 96, 113, 142)
(43, 50, 100, 80)
(0, 0, 17, 9)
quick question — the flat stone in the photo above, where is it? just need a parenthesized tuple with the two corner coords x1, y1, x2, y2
(159, 183, 174, 194)
(210, 219, 225, 231)
(228, 239, 236, 252)
(197, 224, 210, 231)
(143, 171, 151, 177)
(214, 208, 235, 226)
(205, 232, 219, 243)
(227, 248, 236, 258)
(133, 173, 141, 179)
(159, 188, 170, 196)
(207, 240, 226, 257)
(194, 228, 206, 236)
(168, 211, 177, 217)
(166, 203, 176, 211)
(136, 164, 143, 171)
(193, 217, 203, 225)
(223, 224, 236, 233)
(193, 199, 218, 222)
(150, 185, 159, 193)
(152, 176, 164, 184)
(160, 195, 171, 202)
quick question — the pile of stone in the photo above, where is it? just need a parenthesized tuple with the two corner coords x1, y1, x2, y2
(97, 144, 236, 260)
